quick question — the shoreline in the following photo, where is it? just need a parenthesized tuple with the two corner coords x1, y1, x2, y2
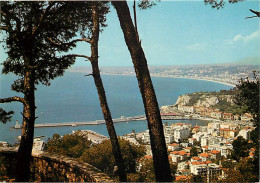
(95, 72, 236, 88)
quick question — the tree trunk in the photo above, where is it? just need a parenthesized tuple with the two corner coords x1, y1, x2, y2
(89, 3, 127, 182)
(15, 59, 36, 181)
(112, 1, 172, 182)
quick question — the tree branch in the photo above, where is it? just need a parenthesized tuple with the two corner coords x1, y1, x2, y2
(47, 37, 91, 46)
(0, 26, 9, 31)
(0, 96, 26, 105)
(245, 15, 258, 19)
(2, 9, 21, 32)
(84, 73, 93, 77)
(70, 54, 92, 61)
(32, 2, 55, 35)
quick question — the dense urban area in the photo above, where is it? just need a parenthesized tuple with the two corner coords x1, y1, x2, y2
(70, 63, 260, 86)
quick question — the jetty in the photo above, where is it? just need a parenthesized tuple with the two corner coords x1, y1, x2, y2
(13, 113, 193, 129)
(13, 115, 146, 129)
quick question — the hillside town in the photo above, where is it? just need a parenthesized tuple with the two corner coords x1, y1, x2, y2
(120, 89, 256, 182)
(1, 89, 255, 182)
(121, 104, 255, 182)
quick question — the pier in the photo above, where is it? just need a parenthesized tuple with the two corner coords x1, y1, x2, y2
(13, 115, 147, 129)
(13, 114, 193, 129)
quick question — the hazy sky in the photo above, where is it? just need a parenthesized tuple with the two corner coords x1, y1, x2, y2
(1, 1, 259, 67)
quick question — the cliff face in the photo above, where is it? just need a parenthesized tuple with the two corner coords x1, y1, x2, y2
(174, 95, 191, 106)
(174, 92, 234, 107)
(195, 96, 219, 107)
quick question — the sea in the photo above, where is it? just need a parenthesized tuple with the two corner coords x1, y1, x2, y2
(0, 71, 232, 144)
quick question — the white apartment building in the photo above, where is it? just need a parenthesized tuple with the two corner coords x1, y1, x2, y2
(141, 130, 150, 144)
(208, 144, 230, 158)
(168, 143, 180, 151)
(173, 126, 191, 142)
(192, 132, 204, 142)
(177, 162, 189, 171)
(165, 134, 174, 144)
(190, 163, 222, 182)
(236, 129, 252, 140)
(201, 136, 209, 146)
(200, 126, 208, 133)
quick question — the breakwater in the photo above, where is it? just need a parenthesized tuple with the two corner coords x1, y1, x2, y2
(14, 115, 194, 129)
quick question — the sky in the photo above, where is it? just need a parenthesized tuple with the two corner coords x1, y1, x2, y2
(87, 0, 260, 66)
(0, 1, 259, 67)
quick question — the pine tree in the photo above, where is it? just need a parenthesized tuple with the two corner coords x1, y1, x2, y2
(112, 1, 172, 181)
(0, 2, 95, 181)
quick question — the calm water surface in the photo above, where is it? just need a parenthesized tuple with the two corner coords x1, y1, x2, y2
(0, 72, 232, 144)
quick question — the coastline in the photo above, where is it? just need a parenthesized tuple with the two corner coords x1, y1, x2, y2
(150, 75, 236, 88)
(95, 72, 236, 88)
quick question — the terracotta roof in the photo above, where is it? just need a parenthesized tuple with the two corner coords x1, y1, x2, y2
(191, 162, 204, 165)
(161, 112, 181, 116)
(144, 155, 152, 159)
(185, 147, 192, 150)
(171, 151, 179, 155)
(191, 161, 212, 165)
(169, 143, 179, 147)
(250, 148, 256, 152)
(220, 128, 232, 131)
(179, 151, 187, 156)
(249, 152, 255, 156)
(192, 157, 201, 161)
(175, 175, 190, 181)
(175, 123, 184, 126)
(199, 153, 211, 158)
(202, 145, 208, 149)
(210, 150, 221, 154)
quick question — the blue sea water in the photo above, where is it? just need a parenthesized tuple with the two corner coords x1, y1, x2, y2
(0, 72, 232, 144)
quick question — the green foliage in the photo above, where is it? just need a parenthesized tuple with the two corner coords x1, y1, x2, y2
(192, 175, 203, 182)
(220, 157, 259, 182)
(186, 92, 204, 106)
(231, 136, 251, 161)
(0, 2, 109, 89)
(45, 132, 92, 158)
(0, 108, 14, 124)
(221, 159, 235, 169)
(213, 99, 247, 114)
(204, 0, 244, 9)
(80, 138, 145, 177)
(234, 73, 260, 126)
(138, 0, 157, 10)
(0, 155, 16, 181)
(185, 90, 235, 107)
(128, 158, 177, 182)
(190, 146, 198, 157)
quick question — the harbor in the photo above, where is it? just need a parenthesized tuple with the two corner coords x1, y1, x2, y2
(13, 114, 194, 129)
(14, 115, 147, 129)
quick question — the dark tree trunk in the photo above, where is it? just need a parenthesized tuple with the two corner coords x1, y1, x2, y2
(112, 1, 172, 182)
(89, 3, 127, 182)
(15, 58, 36, 181)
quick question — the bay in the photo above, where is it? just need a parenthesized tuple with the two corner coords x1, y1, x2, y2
(0, 72, 232, 144)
